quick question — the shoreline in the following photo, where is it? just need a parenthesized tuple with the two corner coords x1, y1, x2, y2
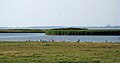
(0, 40, 119, 42)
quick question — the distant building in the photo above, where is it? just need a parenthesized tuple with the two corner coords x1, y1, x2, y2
(106, 24, 111, 27)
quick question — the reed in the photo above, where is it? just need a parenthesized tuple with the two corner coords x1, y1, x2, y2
(45, 29, 120, 35)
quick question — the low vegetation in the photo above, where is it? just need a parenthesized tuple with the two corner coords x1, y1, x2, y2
(51, 28, 88, 30)
(0, 42, 120, 63)
(0, 29, 45, 33)
(1, 28, 120, 35)
(46, 28, 120, 35)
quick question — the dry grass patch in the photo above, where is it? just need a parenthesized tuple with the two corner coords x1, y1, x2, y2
(0, 42, 120, 63)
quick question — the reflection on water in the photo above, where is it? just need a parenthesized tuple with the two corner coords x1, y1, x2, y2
(0, 33, 120, 42)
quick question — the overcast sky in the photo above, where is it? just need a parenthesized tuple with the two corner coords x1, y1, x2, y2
(0, 0, 120, 27)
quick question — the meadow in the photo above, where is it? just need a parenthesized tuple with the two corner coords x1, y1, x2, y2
(0, 42, 119, 63)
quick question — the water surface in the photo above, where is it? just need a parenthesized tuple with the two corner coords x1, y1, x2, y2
(0, 33, 120, 42)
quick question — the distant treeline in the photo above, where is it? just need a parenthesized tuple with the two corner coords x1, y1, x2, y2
(0, 29, 45, 33)
(51, 28, 88, 30)
(45, 28, 120, 35)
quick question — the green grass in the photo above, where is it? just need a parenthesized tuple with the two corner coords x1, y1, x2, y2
(0, 29, 45, 33)
(0, 42, 120, 63)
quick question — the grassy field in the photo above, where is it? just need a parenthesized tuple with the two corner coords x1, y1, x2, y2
(0, 42, 120, 63)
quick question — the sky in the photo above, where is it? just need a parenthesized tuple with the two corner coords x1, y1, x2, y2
(0, 0, 120, 27)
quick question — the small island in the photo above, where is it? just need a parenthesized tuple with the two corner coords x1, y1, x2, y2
(0, 29, 45, 33)
(45, 28, 120, 35)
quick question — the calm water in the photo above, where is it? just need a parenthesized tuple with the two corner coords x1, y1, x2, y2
(0, 33, 120, 42)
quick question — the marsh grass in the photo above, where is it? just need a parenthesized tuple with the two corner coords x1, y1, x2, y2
(0, 29, 45, 33)
(0, 42, 120, 63)
(45, 29, 120, 35)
